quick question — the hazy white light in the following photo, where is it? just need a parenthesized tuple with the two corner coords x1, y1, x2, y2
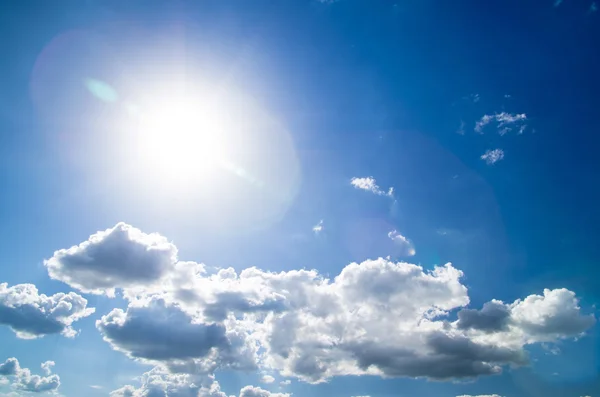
(136, 96, 229, 182)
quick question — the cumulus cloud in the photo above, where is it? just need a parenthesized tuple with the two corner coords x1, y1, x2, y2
(261, 375, 275, 384)
(239, 386, 289, 397)
(0, 283, 95, 339)
(40, 361, 54, 376)
(110, 368, 289, 397)
(0, 357, 60, 393)
(109, 367, 202, 397)
(60, 224, 595, 385)
(475, 112, 527, 134)
(454, 288, 595, 352)
(388, 230, 416, 256)
(457, 300, 511, 332)
(350, 177, 394, 197)
(45, 222, 178, 296)
(481, 149, 504, 165)
(96, 296, 257, 373)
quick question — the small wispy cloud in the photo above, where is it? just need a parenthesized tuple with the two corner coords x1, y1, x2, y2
(280, 380, 291, 386)
(312, 220, 324, 235)
(554, 0, 563, 6)
(388, 230, 416, 256)
(481, 149, 505, 165)
(351, 177, 394, 197)
(457, 120, 465, 135)
(462, 93, 480, 103)
(90, 385, 103, 389)
(475, 112, 527, 134)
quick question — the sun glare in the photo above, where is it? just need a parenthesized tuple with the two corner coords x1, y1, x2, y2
(136, 97, 228, 181)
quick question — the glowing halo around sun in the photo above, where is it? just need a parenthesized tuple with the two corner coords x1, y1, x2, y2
(29, 27, 301, 232)
(134, 95, 229, 183)
(116, 79, 302, 232)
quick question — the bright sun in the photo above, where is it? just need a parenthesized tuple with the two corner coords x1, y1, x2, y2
(136, 96, 228, 181)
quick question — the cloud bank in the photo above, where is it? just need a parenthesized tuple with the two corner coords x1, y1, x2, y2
(49, 223, 596, 386)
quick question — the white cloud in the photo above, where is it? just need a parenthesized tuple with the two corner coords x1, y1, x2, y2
(96, 296, 257, 373)
(51, 224, 595, 385)
(312, 220, 324, 235)
(350, 177, 394, 197)
(0, 357, 61, 393)
(279, 380, 291, 386)
(110, 367, 289, 397)
(388, 230, 416, 256)
(0, 282, 95, 339)
(481, 149, 504, 165)
(261, 375, 275, 384)
(475, 112, 527, 134)
(45, 222, 178, 296)
(90, 385, 103, 389)
(109, 367, 205, 397)
(240, 385, 289, 397)
(40, 361, 54, 376)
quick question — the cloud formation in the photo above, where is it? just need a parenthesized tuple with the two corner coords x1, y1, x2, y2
(239, 386, 289, 397)
(0, 357, 60, 393)
(475, 112, 527, 134)
(48, 224, 596, 386)
(40, 361, 54, 376)
(350, 177, 394, 197)
(110, 367, 289, 397)
(96, 297, 256, 373)
(312, 220, 324, 235)
(0, 283, 95, 339)
(45, 222, 178, 296)
(388, 230, 416, 256)
(481, 149, 504, 165)
(261, 375, 275, 384)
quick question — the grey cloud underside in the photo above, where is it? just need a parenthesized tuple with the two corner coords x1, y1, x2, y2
(45, 222, 177, 294)
(284, 333, 527, 382)
(97, 300, 230, 362)
(457, 301, 511, 332)
(202, 291, 287, 321)
(0, 283, 94, 338)
(0, 358, 19, 376)
(0, 304, 65, 335)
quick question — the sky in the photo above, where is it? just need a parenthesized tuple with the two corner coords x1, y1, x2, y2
(1, 1, 600, 396)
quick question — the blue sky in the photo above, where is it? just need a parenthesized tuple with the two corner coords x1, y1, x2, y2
(1, 1, 600, 396)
